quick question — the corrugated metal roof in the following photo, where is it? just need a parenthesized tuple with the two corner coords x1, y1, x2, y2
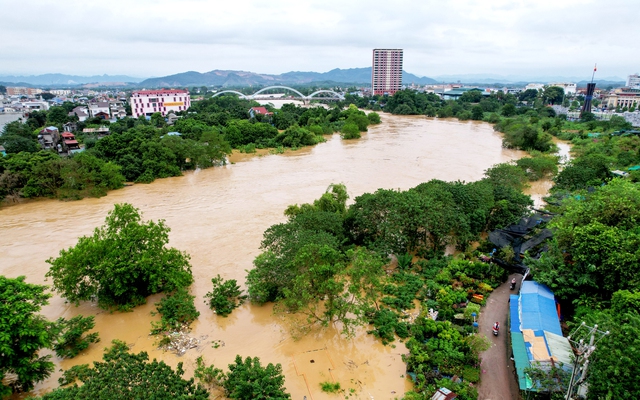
(510, 294, 520, 332)
(519, 281, 562, 335)
(544, 331, 574, 367)
(511, 332, 533, 390)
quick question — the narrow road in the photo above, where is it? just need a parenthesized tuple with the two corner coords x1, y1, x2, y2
(477, 273, 521, 400)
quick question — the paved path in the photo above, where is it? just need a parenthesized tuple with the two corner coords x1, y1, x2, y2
(477, 274, 521, 400)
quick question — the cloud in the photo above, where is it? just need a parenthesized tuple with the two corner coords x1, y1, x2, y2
(0, 0, 637, 78)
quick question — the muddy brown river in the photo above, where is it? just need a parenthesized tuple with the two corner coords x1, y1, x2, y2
(0, 114, 568, 399)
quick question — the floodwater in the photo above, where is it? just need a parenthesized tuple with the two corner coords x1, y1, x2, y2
(0, 113, 23, 132)
(2, 114, 554, 399)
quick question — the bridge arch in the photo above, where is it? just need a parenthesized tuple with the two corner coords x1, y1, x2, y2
(251, 86, 306, 99)
(211, 90, 248, 99)
(307, 90, 344, 100)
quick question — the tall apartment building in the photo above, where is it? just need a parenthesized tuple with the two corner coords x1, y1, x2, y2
(7, 87, 43, 96)
(130, 89, 191, 118)
(627, 73, 640, 89)
(371, 49, 403, 96)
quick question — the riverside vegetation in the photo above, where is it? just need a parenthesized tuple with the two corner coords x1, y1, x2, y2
(2, 85, 639, 399)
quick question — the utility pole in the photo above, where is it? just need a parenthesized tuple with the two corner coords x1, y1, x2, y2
(564, 322, 609, 400)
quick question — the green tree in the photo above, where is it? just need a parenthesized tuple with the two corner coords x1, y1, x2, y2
(471, 105, 484, 120)
(501, 103, 516, 117)
(46, 203, 194, 310)
(0, 276, 54, 396)
(39, 340, 209, 400)
(51, 315, 100, 359)
(543, 86, 565, 105)
(223, 355, 290, 400)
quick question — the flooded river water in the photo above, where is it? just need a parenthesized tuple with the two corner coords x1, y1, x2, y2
(1, 114, 566, 399)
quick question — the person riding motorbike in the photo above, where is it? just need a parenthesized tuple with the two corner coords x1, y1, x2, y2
(492, 321, 500, 336)
(510, 278, 516, 290)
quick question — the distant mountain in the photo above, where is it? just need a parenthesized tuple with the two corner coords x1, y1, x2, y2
(432, 73, 625, 86)
(138, 68, 438, 87)
(0, 73, 145, 86)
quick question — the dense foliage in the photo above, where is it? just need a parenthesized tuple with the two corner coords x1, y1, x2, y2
(0, 276, 54, 397)
(39, 340, 209, 400)
(46, 203, 194, 310)
(192, 355, 290, 399)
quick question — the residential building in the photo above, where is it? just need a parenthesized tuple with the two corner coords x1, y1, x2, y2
(61, 132, 81, 154)
(7, 87, 43, 96)
(49, 89, 72, 96)
(88, 102, 111, 118)
(371, 49, 403, 96)
(37, 126, 60, 150)
(68, 106, 89, 122)
(627, 73, 640, 89)
(249, 106, 273, 119)
(130, 89, 190, 118)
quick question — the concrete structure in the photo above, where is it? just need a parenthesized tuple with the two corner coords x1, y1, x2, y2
(627, 73, 640, 89)
(371, 49, 403, 96)
(548, 82, 577, 95)
(604, 88, 640, 110)
(130, 89, 190, 118)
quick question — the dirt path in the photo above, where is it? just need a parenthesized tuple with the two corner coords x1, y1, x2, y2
(477, 273, 521, 400)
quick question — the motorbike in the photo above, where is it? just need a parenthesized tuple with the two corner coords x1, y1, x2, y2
(510, 278, 516, 290)
(492, 322, 500, 336)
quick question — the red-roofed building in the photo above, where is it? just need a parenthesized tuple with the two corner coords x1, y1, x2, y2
(249, 106, 273, 119)
(130, 89, 191, 118)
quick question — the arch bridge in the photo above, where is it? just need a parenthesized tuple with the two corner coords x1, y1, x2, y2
(211, 85, 344, 103)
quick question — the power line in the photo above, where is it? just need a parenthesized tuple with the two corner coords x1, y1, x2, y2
(564, 321, 609, 400)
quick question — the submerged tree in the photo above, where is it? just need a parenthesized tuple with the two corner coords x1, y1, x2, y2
(39, 340, 209, 400)
(46, 203, 194, 310)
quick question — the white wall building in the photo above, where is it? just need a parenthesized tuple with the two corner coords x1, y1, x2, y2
(548, 82, 577, 95)
(130, 89, 190, 118)
(525, 83, 545, 91)
(627, 73, 640, 89)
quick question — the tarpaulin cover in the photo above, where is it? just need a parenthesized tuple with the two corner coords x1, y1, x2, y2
(519, 229, 554, 254)
(519, 281, 562, 336)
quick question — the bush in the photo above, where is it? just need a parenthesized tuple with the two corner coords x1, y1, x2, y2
(340, 123, 361, 139)
(320, 381, 341, 393)
(151, 288, 200, 334)
(52, 315, 100, 358)
(204, 275, 245, 317)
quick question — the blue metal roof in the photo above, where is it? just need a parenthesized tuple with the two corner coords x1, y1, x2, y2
(519, 281, 562, 336)
(510, 294, 520, 333)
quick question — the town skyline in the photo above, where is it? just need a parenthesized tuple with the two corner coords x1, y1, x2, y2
(1, 0, 637, 80)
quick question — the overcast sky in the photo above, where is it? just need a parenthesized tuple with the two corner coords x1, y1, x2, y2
(1, 0, 636, 80)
